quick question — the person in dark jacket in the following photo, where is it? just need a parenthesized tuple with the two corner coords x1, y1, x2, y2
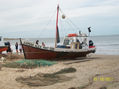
(7, 42, 12, 53)
(15, 42, 18, 54)
(36, 40, 39, 45)
(89, 40, 94, 46)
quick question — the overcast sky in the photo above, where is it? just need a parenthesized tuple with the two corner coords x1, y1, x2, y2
(0, 0, 119, 38)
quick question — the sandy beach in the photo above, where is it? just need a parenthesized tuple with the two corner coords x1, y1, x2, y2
(0, 54, 119, 89)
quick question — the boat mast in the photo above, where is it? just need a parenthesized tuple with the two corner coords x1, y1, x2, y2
(55, 5, 59, 48)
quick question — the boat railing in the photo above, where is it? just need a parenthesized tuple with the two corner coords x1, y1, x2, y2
(23, 41, 54, 51)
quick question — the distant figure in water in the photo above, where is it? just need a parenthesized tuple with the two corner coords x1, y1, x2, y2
(15, 42, 18, 54)
(42, 42, 45, 47)
(36, 40, 39, 45)
(19, 44, 22, 54)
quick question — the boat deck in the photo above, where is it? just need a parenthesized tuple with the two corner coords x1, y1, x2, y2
(23, 41, 96, 52)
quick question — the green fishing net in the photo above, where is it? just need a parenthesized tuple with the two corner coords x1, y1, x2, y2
(3, 59, 56, 68)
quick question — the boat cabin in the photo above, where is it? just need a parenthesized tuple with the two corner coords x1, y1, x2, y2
(57, 33, 90, 50)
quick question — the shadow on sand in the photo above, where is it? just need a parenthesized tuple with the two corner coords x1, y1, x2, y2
(16, 67, 76, 87)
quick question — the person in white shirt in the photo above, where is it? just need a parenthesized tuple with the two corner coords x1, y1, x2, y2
(19, 44, 22, 54)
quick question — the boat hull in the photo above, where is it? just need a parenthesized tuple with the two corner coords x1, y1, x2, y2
(0, 46, 8, 53)
(22, 44, 95, 60)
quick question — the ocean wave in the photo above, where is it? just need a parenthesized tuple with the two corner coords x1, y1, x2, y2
(96, 44, 119, 46)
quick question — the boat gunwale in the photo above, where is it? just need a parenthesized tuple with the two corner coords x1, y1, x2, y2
(22, 44, 96, 53)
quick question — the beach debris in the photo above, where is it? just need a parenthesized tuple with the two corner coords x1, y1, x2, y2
(68, 87, 76, 89)
(68, 83, 90, 89)
(6, 54, 24, 60)
(100, 86, 107, 89)
(3, 59, 56, 68)
(0, 57, 6, 62)
(0, 53, 24, 60)
(16, 67, 76, 86)
(16, 69, 26, 72)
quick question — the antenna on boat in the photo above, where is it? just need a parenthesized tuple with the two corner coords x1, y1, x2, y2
(55, 4, 60, 48)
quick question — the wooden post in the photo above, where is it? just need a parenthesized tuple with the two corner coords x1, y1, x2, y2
(19, 38, 26, 59)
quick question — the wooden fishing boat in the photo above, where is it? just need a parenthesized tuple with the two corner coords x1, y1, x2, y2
(20, 5, 96, 60)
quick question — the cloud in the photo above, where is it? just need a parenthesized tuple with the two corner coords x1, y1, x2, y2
(66, 5, 119, 18)
(0, 0, 119, 37)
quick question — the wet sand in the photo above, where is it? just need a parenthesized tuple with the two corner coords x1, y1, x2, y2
(0, 54, 119, 89)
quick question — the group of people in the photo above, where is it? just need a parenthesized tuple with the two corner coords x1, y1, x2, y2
(5, 40, 46, 54)
(6, 40, 45, 54)
(70, 37, 94, 49)
(36, 40, 45, 47)
(15, 42, 22, 54)
(5, 42, 22, 54)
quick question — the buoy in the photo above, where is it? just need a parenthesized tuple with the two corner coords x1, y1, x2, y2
(62, 14, 66, 19)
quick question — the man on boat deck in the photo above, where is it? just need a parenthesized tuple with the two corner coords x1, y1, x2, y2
(36, 40, 39, 45)
(42, 42, 45, 47)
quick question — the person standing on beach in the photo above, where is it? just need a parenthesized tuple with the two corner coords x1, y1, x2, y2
(19, 44, 22, 54)
(7, 42, 12, 54)
(15, 42, 18, 54)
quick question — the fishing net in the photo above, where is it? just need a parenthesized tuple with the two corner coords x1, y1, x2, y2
(16, 67, 76, 86)
(3, 59, 56, 68)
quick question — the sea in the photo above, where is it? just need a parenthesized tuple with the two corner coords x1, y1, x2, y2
(4, 35, 119, 55)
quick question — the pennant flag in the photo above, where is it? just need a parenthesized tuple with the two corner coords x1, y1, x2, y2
(88, 27, 91, 32)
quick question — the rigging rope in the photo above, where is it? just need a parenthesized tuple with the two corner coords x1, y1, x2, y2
(39, 9, 57, 37)
(59, 7, 82, 34)
(36, 6, 82, 39)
